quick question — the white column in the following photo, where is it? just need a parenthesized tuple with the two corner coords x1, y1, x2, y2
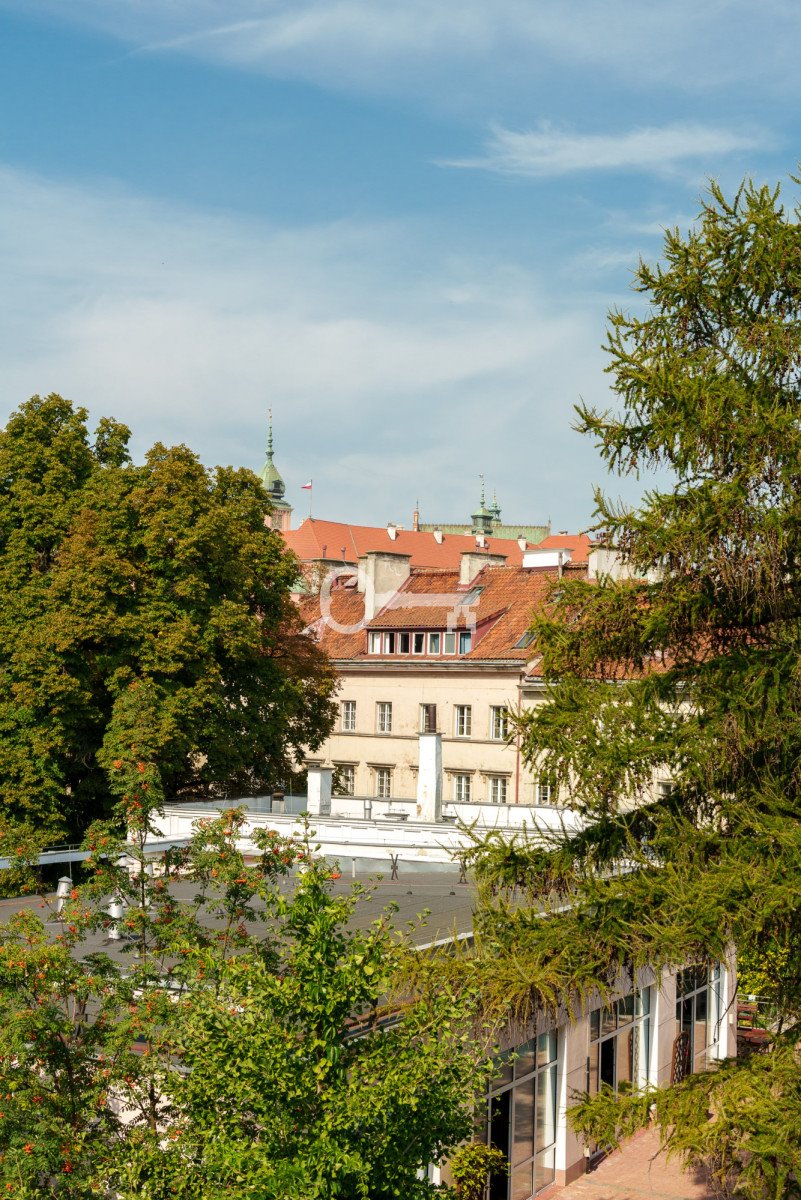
(416, 733, 442, 822)
(307, 767, 332, 816)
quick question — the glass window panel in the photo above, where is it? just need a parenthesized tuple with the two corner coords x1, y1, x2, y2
(640, 1016, 651, 1085)
(443, 631, 456, 654)
(588, 1045, 599, 1097)
(428, 632, 440, 654)
(514, 1039, 536, 1078)
(512, 1075, 535, 1166)
(590, 1009, 601, 1041)
(413, 632, 425, 653)
(492, 1053, 514, 1089)
(398, 632, 410, 653)
(616, 1029, 634, 1090)
(600, 1037, 615, 1090)
(617, 993, 635, 1023)
(511, 1163, 534, 1200)
(535, 1064, 557, 1153)
(601, 1006, 617, 1037)
(638, 987, 651, 1016)
(535, 1147, 556, 1193)
(459, 630, 472, 654)
(537, 1030, 557, 1066)
(694, 988, 709, 1069)
(489, 1090, 512, 1200)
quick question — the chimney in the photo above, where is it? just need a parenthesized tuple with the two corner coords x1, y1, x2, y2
(357, 551, 412, 620)
(416, 733, 442, 822)
(387, 523, 398, 540)
(517, 536, 527, 552)
(460, 551, 507, 585)
(523, 548, 573, 570)
(433, 528, 443, 544)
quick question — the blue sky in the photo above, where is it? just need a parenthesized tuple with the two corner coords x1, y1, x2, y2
(0, 1, 796, 531)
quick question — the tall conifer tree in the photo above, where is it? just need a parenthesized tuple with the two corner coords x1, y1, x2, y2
(466, 175, 801, 1197)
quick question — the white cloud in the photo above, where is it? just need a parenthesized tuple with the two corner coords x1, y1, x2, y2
(5, 0, 801, 105)
(442, 122, 765, 179)
(0, 164, 611, 529)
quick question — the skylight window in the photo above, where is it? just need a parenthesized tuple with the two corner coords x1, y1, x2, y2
(514, 630, 536, 649)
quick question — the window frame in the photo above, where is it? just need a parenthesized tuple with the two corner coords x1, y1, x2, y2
(340, 700, 356, 733)
(488, 775, 508, 804)
(454, 704, 472, 738)
(490, 705, 509, 740)
(420, 703, 437, 734)
(453, 773, 472, 803)
(333, 763, 356, 796)
(376, 702, 393, 734)
(375, 766, 392, 798)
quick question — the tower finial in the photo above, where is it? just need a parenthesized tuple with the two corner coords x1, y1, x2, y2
(479, 473, 485, 507)
(267, 408, 274, 459)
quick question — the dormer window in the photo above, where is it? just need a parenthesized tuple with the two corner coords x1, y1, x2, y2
(458, 631, 472, 654)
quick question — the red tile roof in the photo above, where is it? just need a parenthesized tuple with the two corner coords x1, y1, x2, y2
(284, 518, 531, 569)
(300, 561, 588, 663)
(537, 533, 592, 564)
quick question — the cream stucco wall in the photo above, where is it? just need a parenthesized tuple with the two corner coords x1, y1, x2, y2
(310, 662, 557, 806)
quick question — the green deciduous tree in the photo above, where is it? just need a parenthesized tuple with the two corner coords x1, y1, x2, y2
(463, 175, 801, 1197)
(0, 799, 491, 1198)
(0, 394, 337, 841)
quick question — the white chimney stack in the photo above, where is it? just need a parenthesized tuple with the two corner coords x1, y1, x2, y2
(433, 529, 443, 544)
(416, 733, 442, 822)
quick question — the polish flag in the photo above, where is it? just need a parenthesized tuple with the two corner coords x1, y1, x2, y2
(302, 480, 313, 490)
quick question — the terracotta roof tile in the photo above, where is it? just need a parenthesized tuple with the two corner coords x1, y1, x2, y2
(537, 533, 592, 564)
(300, 561, 588, 664)
(284, 518, 530, 569)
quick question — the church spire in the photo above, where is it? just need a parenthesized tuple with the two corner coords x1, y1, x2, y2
(258, 410, 293, 532)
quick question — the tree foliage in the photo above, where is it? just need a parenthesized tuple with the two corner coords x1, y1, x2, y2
(0, 394, 337, 840)
(0, 797, 491, 1198)
(463, 175, 801, 1197)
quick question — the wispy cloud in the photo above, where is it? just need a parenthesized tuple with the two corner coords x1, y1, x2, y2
(7, 0, 801, 107)
(0, 164, 611, 529)
(442, 122, 766, 179)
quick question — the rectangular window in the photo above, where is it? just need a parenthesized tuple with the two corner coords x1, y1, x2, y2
(398, 632, 410, 654)
(455, 705, 472, 737)
(443, 631, 456, 654)
(488, 776, 508, 804)
(334, 764, 355, 796)
(340, 700, 356, 732)
(376, 702, 392, 734)
(490, 705, 509, 740)
(536, 779, 553, 805)
(368, 631, 382, 654)
(428, 632, 441, 654)
(413, 632, 425, 654)
(420, 703, 437, 734)
(375, 766, 392, 798)
(384, 631, 395, 653)
(453, 773, 471, 802)
(458, 630, 472, 654)
(589, 989, 651, 1096)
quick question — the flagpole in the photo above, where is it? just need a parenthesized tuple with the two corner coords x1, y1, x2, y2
(309, 481, 313, 519)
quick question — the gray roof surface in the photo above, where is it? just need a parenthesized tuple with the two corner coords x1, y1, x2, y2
(0, 868, 476, 958)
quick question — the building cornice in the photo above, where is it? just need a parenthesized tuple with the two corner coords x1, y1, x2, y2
(331, 659, 526, 675)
